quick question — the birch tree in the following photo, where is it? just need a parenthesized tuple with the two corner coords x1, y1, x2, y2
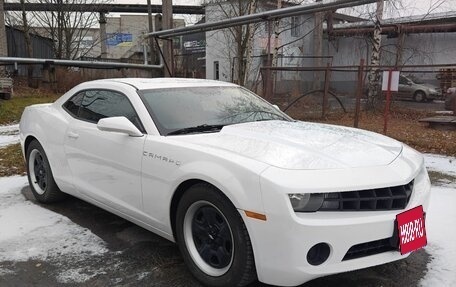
(366, 0, 383, 110)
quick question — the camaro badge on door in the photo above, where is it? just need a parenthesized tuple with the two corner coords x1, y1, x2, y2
(143, 151, 181, 166)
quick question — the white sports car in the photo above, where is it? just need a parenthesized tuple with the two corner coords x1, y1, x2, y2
(19, 78, 431, 287)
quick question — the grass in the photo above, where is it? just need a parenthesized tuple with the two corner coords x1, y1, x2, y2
(0, 143, 26, 177)
(0, 95, 59, 125)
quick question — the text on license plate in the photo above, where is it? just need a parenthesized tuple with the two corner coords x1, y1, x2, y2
(396, 205, 427, 255)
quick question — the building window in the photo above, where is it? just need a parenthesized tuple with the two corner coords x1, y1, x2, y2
(291, 16, 299, 37)
(214, 61, 219, 80)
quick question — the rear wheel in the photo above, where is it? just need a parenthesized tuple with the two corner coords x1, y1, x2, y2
(413, 91, 426, 102)
(26, 140, 66, 203)
(175, 183, 256, 287)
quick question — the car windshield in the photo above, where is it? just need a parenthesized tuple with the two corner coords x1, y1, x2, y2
(139, 86, 291, 135)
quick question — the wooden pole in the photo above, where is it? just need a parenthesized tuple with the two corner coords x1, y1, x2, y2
(162, 0, 174, 77)
(0, 0, 8, 75)
(99, 13, 107, 58)
(322, 63, 331, 118)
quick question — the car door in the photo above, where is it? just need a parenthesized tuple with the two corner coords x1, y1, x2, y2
(63, 89, 146, 216)
(397, 76, 413, 100)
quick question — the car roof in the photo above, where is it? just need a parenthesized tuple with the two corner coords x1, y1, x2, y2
(87, 78, 238, 90)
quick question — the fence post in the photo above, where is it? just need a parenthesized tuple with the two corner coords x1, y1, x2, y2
(322, 63, 331, 118)
(354, 58, 365, 128)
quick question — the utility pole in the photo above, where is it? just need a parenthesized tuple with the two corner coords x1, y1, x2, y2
(162, 0, 174, 77)
(99, 12, 107, 58)
(0, 0, 8, 75)
(366, 0, 384, 110)
(147, 0, 156, 65)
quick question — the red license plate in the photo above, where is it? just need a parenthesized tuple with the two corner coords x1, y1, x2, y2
(396, 205, 427, 255)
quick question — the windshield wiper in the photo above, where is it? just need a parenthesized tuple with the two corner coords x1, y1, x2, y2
(167, 124, 226, 136)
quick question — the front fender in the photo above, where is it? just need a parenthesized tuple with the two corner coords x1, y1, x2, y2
(174, 160, 266, 214)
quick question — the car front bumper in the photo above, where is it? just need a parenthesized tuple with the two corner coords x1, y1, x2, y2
(241, 147, 431, 286)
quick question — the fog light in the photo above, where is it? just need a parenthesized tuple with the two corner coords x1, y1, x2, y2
(307, 243, 330, 266)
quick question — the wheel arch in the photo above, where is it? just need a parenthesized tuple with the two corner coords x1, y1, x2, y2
(24, 135, 38, 155)
(414, 89, 427, 97)
(169, 179, 238, 241)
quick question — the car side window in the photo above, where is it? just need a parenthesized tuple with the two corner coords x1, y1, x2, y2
(63, 92, 84, 117)
(64, 89, 144, 132)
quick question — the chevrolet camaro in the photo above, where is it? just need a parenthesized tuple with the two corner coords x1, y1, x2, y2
(19, 78, 431, 286)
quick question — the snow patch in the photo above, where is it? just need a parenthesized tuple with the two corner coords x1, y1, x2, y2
(137, 271, 150, 281)
(420, 186, 456, 286)
(0, 124, 20, 147)
(424, 154, 456, 177)
(0, 176, 108, 263)
(0, 267, 15, 276)
(56, 267, 107, 284)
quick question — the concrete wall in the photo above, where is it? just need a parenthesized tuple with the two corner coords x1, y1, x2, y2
(205, 2, 317, 93)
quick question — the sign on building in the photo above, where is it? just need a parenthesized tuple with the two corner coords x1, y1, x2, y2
(107, 33, 133, 47)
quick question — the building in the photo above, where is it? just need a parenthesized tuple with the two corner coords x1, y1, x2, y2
(204, 1, 361, 93)
(5, 26, 54, 77)
(176, 17, 206, 78)
(326, 12, 456, 94)
(205, 1, 456, 98)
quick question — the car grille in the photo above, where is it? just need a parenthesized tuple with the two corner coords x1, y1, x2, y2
(319, 181, 413, 211)
(343, 238, 398, 261)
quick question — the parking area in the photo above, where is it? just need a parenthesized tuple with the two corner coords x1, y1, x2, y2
(1, 152, 455, 287)
(0, 181, 429, 287)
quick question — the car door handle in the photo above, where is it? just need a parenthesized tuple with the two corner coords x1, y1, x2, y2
(67, 132, 79, 139)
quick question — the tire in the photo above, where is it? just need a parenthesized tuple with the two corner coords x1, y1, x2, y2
(413, 91, 426, 103)
(26, 140, 66, 203)
(175, 183, 256, 287)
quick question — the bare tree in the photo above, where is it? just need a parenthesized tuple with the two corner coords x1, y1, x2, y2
(31, 0, 108, 59)
(205, 0, 260, 86)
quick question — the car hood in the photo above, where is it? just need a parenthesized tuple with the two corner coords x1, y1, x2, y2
(176, 121, 403, 170)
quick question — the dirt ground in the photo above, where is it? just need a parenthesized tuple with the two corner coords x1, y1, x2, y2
(285, 98, 456, 156)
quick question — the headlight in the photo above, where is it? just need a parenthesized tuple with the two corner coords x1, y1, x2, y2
(288, 193, 324, 212)
(429, 88, 437, 94)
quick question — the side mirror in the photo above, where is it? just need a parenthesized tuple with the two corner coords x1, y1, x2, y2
(97, 116, 143, 137)
(272, 104, 280, 111)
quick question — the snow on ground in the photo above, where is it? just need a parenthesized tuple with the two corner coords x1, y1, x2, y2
(424, 153, 456, 177)
(0, 124, 19, 147)
(0, 176, 108, 263)
(420, 154, 456, 287)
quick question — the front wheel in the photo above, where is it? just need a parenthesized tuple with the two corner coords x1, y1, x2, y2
(26, 140, 66, 203)
(175, 183, 256, 287)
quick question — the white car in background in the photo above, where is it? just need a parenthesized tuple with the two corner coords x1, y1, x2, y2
(19, 78, 431, 287)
